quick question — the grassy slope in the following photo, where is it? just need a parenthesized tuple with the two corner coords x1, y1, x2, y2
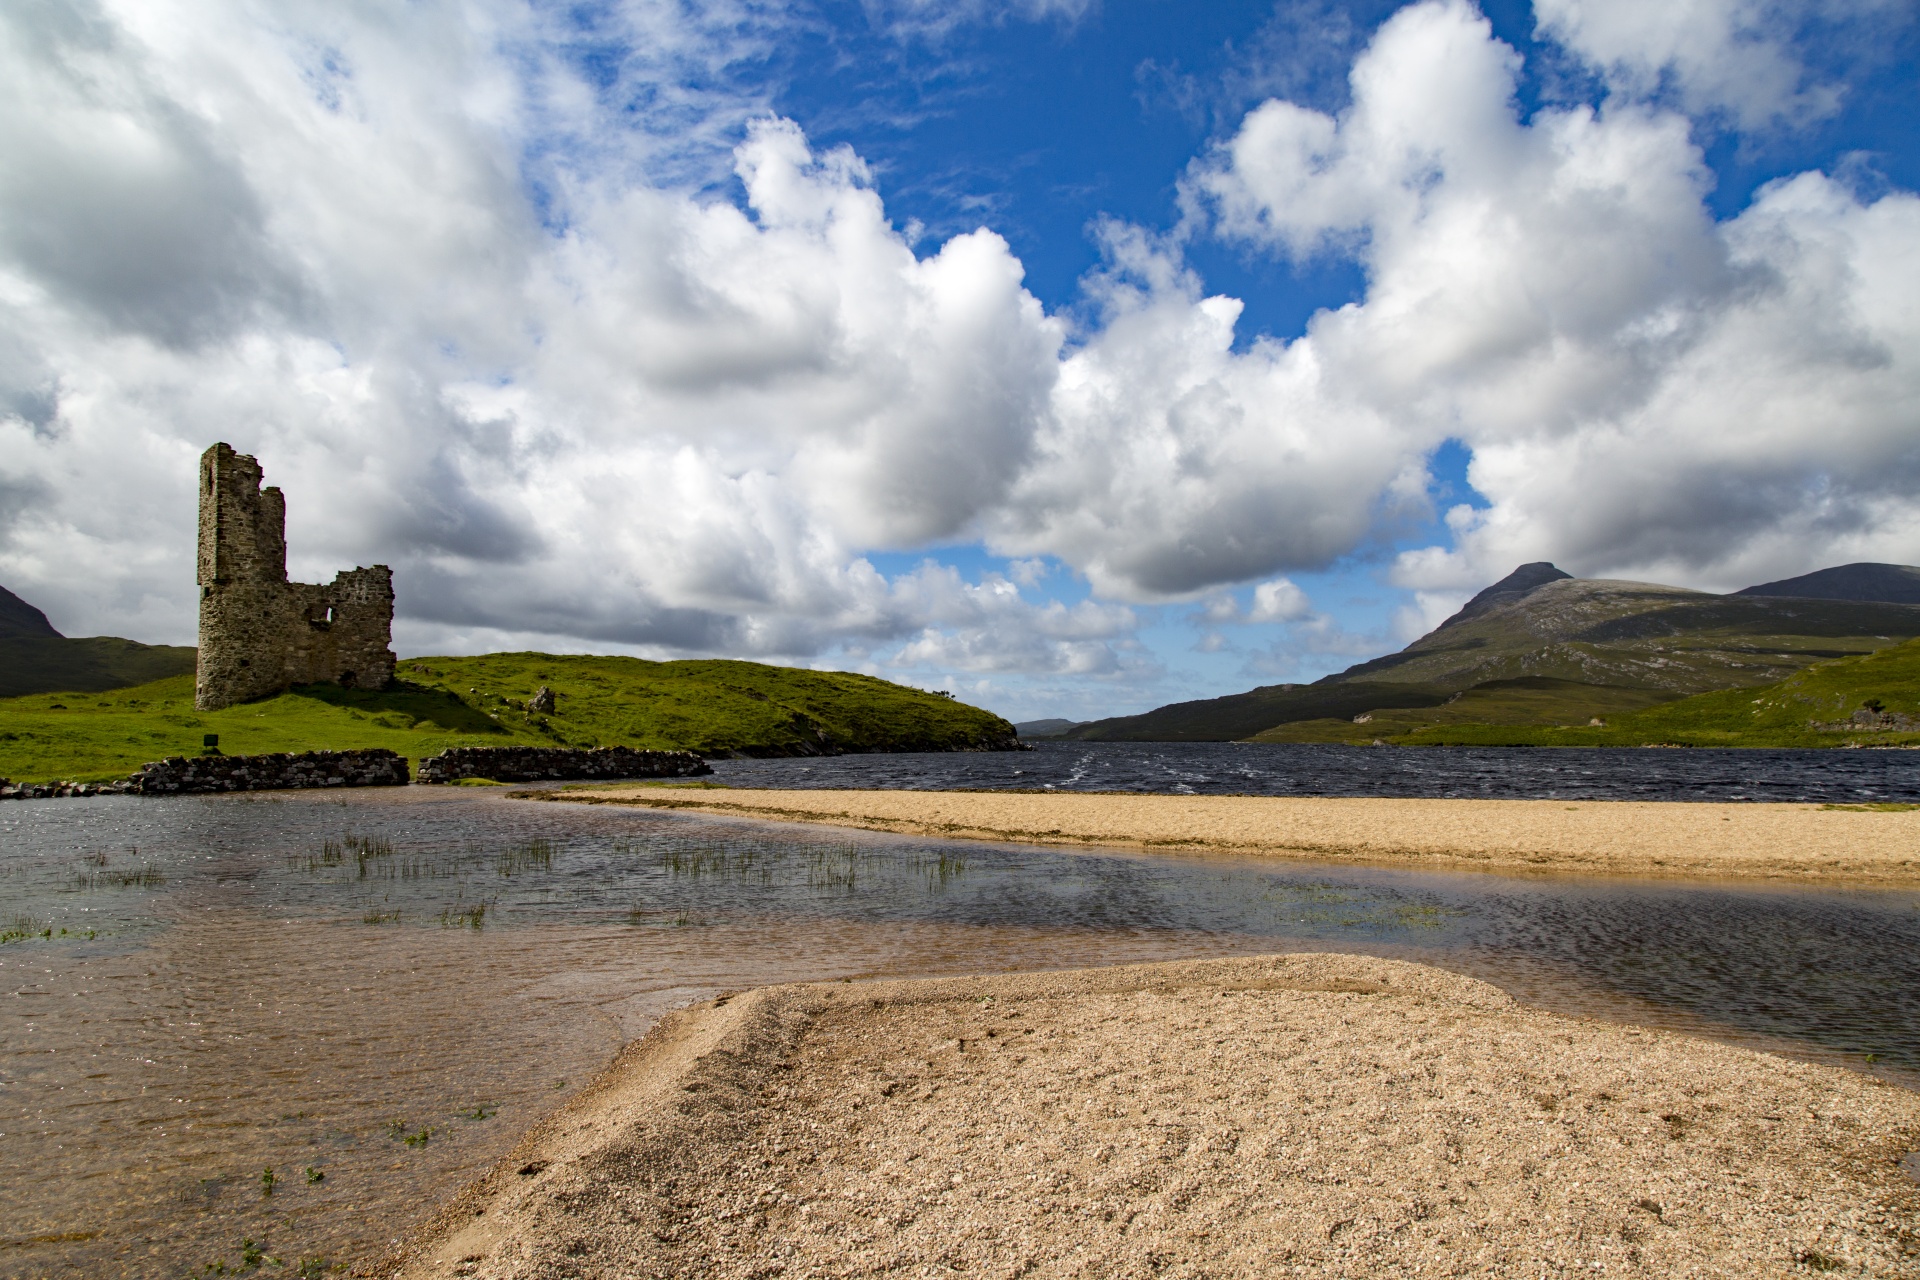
(0, 634, 198, 698)
(1362, 639, 1920, 748)
(0, 652, 1018, 784)
(1075, 582, 1920, 743)
(1247, 679, 1679, 745)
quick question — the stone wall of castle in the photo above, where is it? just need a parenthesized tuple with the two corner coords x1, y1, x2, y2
(195, 443, 396, 710)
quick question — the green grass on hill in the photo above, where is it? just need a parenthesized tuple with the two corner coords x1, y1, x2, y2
(1247, 678, 1679, 744)
(0, 634, 198, 698)
(1371, 639, 1920, 748)
(0, 652, 1018, 784)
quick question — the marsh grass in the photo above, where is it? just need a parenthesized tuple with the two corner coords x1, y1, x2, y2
(808, 846, 862, 891)
(497, 837, 554, 876)
(438, 903, 486, 930)
(1, 914, 51, 944)
(384, 1119, 433, 1146)
(347, 834, 394, 878)
(1820, 802, 1920, 812)
(921, 850, 967, 890)
(360, 908, 401, 924)
(72, 862, 165, 890)
(660, 842, 772, 883)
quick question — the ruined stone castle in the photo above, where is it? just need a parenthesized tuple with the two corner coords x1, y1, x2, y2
(195, 443, 396, 710)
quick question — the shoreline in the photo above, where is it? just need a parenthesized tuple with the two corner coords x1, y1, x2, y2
(389, 953, 1920, 1279)
(531, 786, 1920, 885)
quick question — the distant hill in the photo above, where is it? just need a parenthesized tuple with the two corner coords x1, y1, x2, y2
(1394, 636, 1920, 749)
(1734, 562, 1920, 605)
(1069, 562, 1920, 743)
(0, 584, 60, 638)
(1014, 718, 1086, 738)
(0, 584, 198, 699)
(0, 651, 1023, 784)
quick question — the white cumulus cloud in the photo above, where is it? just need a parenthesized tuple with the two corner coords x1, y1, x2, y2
(1, 0, 1917, 711)
(1187, 0, 1920, 596)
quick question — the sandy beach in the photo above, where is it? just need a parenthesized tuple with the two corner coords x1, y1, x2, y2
(537, 786, 1920, 884)
(390, 953, 1920, 1278)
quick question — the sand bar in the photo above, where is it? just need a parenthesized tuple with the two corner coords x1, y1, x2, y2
(536, 787, 1920, 884)
(391, 954, 1920, 1278)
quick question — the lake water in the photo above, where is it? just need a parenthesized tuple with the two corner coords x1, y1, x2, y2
(710, 738, 1920, 802)
(3, 768, 1918, 1276)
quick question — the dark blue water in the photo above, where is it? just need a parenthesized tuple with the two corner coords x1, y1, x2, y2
(709, 739, 1920, 802)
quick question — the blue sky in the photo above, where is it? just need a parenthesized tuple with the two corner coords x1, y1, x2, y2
(2, 0, 1918, 723)
(760, 0, 1920, 716)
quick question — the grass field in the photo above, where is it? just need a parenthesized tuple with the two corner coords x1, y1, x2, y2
(0, 652, 1019, 784)
(1274, 639, 1920, 748)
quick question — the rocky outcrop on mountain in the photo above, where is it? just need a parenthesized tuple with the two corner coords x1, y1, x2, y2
(416, 745, 712, 783)
(1431, 562, 1572, 631)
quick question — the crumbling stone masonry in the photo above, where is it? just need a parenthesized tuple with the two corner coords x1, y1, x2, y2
(196, 443, 396, 710)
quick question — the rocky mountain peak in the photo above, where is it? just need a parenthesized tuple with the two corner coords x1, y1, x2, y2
(0, 584, 62, 640)
(1433, 562, 1573, 632)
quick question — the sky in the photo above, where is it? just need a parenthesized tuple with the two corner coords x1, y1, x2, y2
(1, 0, 1917, 723)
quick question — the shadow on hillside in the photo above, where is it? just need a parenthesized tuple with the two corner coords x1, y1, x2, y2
(286, 681, 511, 735)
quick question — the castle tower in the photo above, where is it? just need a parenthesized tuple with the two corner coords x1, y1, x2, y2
(195, 443, 396, 710)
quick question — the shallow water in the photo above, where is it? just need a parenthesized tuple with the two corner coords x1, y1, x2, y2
(3, 786, 1918, 1277)
(710, 738, 1920, 802)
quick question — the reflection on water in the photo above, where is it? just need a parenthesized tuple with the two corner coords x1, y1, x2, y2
(2, 788, 1918, 1277)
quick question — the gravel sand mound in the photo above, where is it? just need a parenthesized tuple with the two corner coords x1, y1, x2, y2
(390, 955, 1920, 1279)
(542, 788, 1920, 884)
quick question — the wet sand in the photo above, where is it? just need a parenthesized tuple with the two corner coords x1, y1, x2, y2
(539, 787, 1920, 884)
(391, 954, 1920, 1279)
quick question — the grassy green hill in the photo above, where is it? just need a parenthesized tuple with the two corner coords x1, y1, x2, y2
(1389, 638, 1920, 748)
(0, 583, 197, 698)
(0, 652, 1021, 784)
(0, 634, 199, 699)
(1071, 567, 1920, 743)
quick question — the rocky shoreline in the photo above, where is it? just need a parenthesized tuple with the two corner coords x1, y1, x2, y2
(416, 745, 711, 783)
(0, 744, 709, 798)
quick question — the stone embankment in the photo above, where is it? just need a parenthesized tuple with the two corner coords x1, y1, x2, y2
(0, 779, 130, 799)
(127, 749, 411, 793)
(2, 750, 412, 799)
(416, 745, 712, 784)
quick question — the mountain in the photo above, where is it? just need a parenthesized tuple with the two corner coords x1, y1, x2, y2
(1014, 718, 1086, 738)
(1068, 563, 1920, 743)
(1395, 636, 1920, 749)
(0, 584, 61, 638)
(1733, 562, 1920, 605)
(1431, 562, 1571, 631)
(0, 652, 1023, 784)
(0, 584, 198, 699)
